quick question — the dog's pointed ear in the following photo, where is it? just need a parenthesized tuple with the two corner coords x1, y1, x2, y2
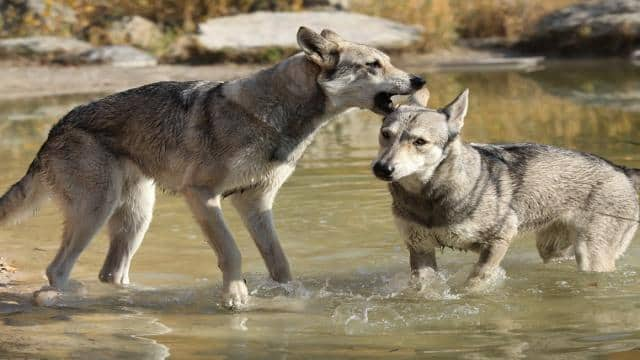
(442, 89, 469, 135)
(320, 29, 344, 43)
(297, 26, 338, 69)
(408, 88, 430, 107)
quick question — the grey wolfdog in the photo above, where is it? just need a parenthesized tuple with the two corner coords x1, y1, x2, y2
(0, 27, 425, 307)
(373, 88, 639, 288)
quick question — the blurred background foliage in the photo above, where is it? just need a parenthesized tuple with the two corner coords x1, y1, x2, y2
(1, 0, 582, 50)
(351, 0, 581, 50)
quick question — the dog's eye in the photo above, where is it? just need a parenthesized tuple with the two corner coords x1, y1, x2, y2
(413, 138, 428, 146)
(381, 129, 392, 139)
(366, 60, 382, 69)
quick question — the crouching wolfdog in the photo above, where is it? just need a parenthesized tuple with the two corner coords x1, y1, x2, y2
(373, 88, 639, 288)
(0, 27, 425, 307)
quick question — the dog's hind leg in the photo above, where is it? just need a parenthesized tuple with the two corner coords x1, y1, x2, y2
(230, 186, 291, 283)
(43, 131, 122, 289)
(99, 173, 155, 285)
(536, 221, 575, 263)
(184, 187, 248, 308)
(575, 216, 619, 272)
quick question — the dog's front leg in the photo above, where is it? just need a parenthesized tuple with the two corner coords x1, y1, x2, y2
(466, 239, 511, 289)
(396, 218, 438, 285)
(409, 247, 437, 280)
(230, 187, 292, 283)
(183, 187, 248, 308)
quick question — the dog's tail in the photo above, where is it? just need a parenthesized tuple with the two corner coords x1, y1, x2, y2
(0, 159, 48, 226)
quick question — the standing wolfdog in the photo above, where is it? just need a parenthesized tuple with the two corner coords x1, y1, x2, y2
(373, 89, 639, 288)
(0, 27, 425, 307)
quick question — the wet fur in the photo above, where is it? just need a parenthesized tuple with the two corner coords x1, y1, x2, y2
(0, 27, 423, 307)
(375, 90, 640, 286)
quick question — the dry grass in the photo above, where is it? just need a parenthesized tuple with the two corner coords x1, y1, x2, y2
(1, 0, 304, 39)
(352, 0, 583, 49)
(351, 0, 457, 50)
(65, 0, 304, 32)
(1, 0, 585, 55)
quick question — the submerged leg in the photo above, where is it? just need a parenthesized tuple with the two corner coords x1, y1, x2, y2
(184, 187, 248, 308)
(99, 177, 155, 285)
(230, 186, 291, 283)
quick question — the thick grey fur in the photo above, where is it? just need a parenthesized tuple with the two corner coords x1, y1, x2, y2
(0, 27, 424, 307)
(373, 89, 640, 288)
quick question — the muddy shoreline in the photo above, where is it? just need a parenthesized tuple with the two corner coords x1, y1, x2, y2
(0, 62, 261, 101)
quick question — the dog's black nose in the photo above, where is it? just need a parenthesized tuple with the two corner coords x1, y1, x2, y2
(410, 75, 426, 89)
(373, 162, 394, 180)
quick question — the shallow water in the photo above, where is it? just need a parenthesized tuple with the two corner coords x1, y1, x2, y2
(1, 61, 640, 359)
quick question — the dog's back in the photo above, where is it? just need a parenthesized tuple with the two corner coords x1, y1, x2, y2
(44, 81, 223, 183)
(469, 143, 639, 232)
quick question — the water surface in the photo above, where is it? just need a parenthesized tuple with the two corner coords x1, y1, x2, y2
(1, 61, 640, 359)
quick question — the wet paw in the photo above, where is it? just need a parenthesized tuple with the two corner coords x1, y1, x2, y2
(223, 279, 249, 310)
(32, 286, 61, 307)
(464, 268, 506, 293)
(410, 268, 438, 291)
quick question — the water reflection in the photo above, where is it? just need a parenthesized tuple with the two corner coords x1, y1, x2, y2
(1, 62, 639, 359)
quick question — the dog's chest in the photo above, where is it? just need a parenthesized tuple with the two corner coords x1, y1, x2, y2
(404, 220, 481, 252)
(390, 184, 487, 251)
(222, 158, 296, 194)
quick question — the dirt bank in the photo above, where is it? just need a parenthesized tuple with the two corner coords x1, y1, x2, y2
(0, 62, 261, 101)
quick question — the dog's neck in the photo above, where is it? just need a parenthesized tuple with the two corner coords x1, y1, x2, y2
(398, 138, 482, 201)
(222, 54, 342, 141)
(389, 139, 484, 228)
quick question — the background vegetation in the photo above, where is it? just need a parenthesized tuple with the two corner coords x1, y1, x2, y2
(1, 0, 583, 52)
(352, 0, 581, 50)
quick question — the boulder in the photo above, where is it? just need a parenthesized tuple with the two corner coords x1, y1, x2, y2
(107, 15, 163, 50)
(196, 11, 421, 51)
(79, 45, 157, 67)
(303, 0, 350, 10)
(519, 0, 640, 55)
(0, 36, 92, 60)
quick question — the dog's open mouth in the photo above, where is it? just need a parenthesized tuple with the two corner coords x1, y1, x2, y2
(374, 92, 396, 114)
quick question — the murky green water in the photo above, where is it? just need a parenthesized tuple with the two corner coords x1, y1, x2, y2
(1, 61, 640, 359)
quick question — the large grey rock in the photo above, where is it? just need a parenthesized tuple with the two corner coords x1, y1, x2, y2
(107, 15, 163, 50)
(520, 0, 640, 55)
(80, 45, 157, 67)
(303, 0, 350, 10)
(197, 11, 421, 51)
(0, 36, 92, 60)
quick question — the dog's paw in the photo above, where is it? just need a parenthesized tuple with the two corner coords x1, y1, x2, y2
(223, 280, 249, 310)
(464, 276, 486, 293)
(464, 268, 506, 293)
(32, 286, 62, 307)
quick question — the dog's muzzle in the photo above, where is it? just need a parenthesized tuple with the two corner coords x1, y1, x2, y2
(410, 75, 426, 90)
(373, 162, 394, 181)
(374, 75, 426, 114)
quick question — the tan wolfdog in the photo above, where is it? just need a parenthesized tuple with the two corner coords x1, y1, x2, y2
(0, 27, 425, 308)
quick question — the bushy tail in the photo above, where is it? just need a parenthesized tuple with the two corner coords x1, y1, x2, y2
(0, 160, 48, 225)
(626, 168, 640, 192)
